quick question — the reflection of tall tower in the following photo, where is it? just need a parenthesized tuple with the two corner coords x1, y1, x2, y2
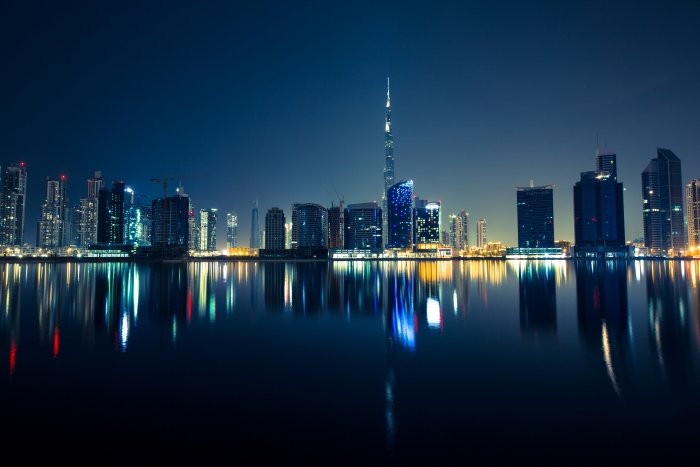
(576, 261, 631, 396)
(646, 261, 697, 402)
(518, 262, 557, 337)
(382, 77, 394, 246)
(263, 262, 286, 311)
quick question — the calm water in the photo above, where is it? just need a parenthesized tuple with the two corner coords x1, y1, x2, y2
(1, 260, 700, 463)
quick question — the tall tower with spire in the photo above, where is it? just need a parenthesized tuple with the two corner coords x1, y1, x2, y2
(382, 77, 394, 244)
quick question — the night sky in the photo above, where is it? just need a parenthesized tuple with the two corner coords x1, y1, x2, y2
(3, 0, 699, 248)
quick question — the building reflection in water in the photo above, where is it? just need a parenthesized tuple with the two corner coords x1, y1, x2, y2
(1, 264, 23, 375)
(576, 260, 631, 397)
(515, 260, 557, 339)
(646, 260, 698, 405)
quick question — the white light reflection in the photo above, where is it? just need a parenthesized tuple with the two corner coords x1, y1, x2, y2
(120, 311, 129, 352)
(427, 297, 441, 329)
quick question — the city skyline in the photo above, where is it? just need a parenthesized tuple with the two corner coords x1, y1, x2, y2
(3, 1, 700, 248)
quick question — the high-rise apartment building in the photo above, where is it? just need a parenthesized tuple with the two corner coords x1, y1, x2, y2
(449, 214, 462, 249)
(344, 202, 382, 250)
(413, 198, 440, 245)
(198, 208, 218, 251)
(38, 175, 68, 249)
(78, 171, 103, 247)
(573, 149, 626, 256)
(687, 179, 700, 251)
(477, 218, 487, 249)
(226, 213, 238, 249)
(291, 203, 328, 249)
(265, 207, 286, 250)
(0, 162, 28, 246)
(387, 180, 413, 249)
(459, 210, 469, 248)
(516, 184, 554, 248)
(642, 148, 685, 253)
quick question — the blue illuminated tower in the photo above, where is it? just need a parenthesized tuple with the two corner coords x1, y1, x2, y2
(387, 180, 413, 249)
(382, 77, 394, 245)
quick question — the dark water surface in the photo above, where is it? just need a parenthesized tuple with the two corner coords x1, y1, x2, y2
(2, 260, 700, 463)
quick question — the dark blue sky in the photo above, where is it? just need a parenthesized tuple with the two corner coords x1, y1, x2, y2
(3, 0, 699, 247)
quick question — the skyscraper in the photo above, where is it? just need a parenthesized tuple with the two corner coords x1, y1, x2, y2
(328, 202, 344, 249)
(109, 181, 125, 244)
(449, 214, 462, 249)
(226, 212, 238, 249)
(38, 175, 68, 249)
(573, 149, 626, 256)
(151, 190, 192, 247)
(687, 180, 700, 251)
(413, 199, 440, 245)
(265, 207, 286, 250)
(382, 77, 394, 244)
(517, 184, 554, 248)
(291, 203, 328, 249)
(387, 180, 413, 249)
(459, 210, 469, 249)
(198, 208, 218, 251)
(250, 200, 260, 248)
(0, 162, 27, 247)
(642, 148, 685, 253)
(78, 171, 103, 247)
(477, 218, 487, 249)
(344, 202, 382, 250)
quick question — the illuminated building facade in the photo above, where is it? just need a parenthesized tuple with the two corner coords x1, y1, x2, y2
(642, 148, 685, 253)
(516, 185, 554, 248)
(573, 150, 626, 257)
(0, 162, 27, 246)
(687, 179, 700, 250)
(477, 218, 487, 249)
(328, 202, 344, 249)
(382, 77, 394, 244)
(226, 212, 238, 248)
(198, 208, 218, 251)
(459, 210, 469, 248)
(78, 171, 103, 247)
(387, 180, 413, 249)
(291, 203, 328, 249)
(344, 202, 382, 250)
(413, 198, 440, 245)
(265, 207, 286, 250)
(38, 175, 68, 249)
(449, 214, 462, 248)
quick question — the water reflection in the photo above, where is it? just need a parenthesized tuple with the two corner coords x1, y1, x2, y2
(576, 261, 632, 397)
(645, 261, 699, 404)
(515, 261, 558, 339)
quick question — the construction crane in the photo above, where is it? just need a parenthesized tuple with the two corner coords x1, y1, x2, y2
(150, 177, 174, 198)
